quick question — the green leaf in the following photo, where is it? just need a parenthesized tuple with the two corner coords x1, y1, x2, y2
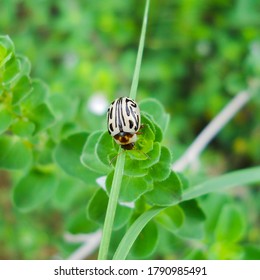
(145, 171, 182, 206)
(81, 131, 111, 174)
(22, 79, 48, 108)
(139, 142, 161, 169)
(124, 158, 148, 177)
(54, 132, 98, 183)
(184, 249, 207, 260)
(177, 172, 190, 191)
(114, 167, 260, 260)
(130, 119, 155, 156)
(243, 245, 260, 260)
(35, 139, 55, 165)
(0, 136, 32, 170)
(2, 56, 19, 84)
(17, 55, 31, 76)
(12, 75, 32, 105)
(66, 208, 99, 234)
(106, 171, 151, 203)
(27, 103, 55, 134)
(49, 93, 79, 121)
(0, 35, 14, 67)
(123, 141, 160, 177)
(149, 146, 172, 181)
(52, 176, 94, 210)
(210, 241, 243, 260)
(155, 205, 184, 233)
(215, 204, 246, 243)
(13, 169, 58, 212)
(130, 220, 158, 258)
(0, 106, 12, 134)
(141, 113, 162, 143)
(87, 188, 133, 230)
(11, 118, 35, 137)
(96, 131, 117, 168)
(140, 98, 170, 134)
(200, 193, 231, 237)
(176, 200, 206, 240)
(52, 177, 79, 210)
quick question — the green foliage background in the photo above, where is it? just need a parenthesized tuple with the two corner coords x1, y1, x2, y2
(0, 0, 260, 259)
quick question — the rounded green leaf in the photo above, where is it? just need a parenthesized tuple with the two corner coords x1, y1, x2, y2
(2, 56, 19, 84)
(139, 98, 170, 134)
(215, 204, 246, 243)
(96, 131, 117, 168)
(26, 103, 55, 134)
(210, 241, 243, 260)
(145, 171, 182, 206)
(87, 188, 133, 230)
(149, 146, 172, 182)
(54, 132, 98, 183)
(106, 172, 151, 203)
(52, 178, 80, 210)
(139, 142, 161, 169)
(0, 136, 32, 170)
(176, 200, 206, 240)
(81, 131, 111, 174)
(11, 118, 35, 137)
(36, 139, 56, 165)
(131, 220, 158, 258)
(124, 159, 148, 177)
(66, 208, 99, 234)
(155, 205, 185, 233)
(123, 140, 160, 176)
(12, 75, 32, 105)
(13, 169, 58, 212)
(22, 79, 49, 108)
(141, 113, 162, 143)
(131, 120, 155, 155)
(0, 106, 13, 134)
(49, 93, 79, 121)
(17, 55, 31, 76)
(176, 172, 190, 191)
(0, 35, 14, 67)
(200, 193, 231, 236)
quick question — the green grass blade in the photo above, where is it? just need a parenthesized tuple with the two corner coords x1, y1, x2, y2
(129, 0, 150, 100)
(113, 207, 163, 260)
(113, 166, 260, 260)
(182, 166, 260, 201)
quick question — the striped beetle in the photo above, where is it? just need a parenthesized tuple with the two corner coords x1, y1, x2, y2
(107, 97, 141, 150)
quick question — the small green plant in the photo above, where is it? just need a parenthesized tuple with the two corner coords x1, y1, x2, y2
(1, 0, 260, 261)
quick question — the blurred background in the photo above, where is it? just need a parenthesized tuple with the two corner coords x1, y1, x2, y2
(0, 0, 260, 259)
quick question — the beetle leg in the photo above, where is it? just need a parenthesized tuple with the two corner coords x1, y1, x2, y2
(136, 124, 145, 135)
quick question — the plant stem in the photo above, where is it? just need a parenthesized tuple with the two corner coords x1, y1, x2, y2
(98, 0, 150, 260)
(98, 152, 125, 260)
(129, 0, 150, 100)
